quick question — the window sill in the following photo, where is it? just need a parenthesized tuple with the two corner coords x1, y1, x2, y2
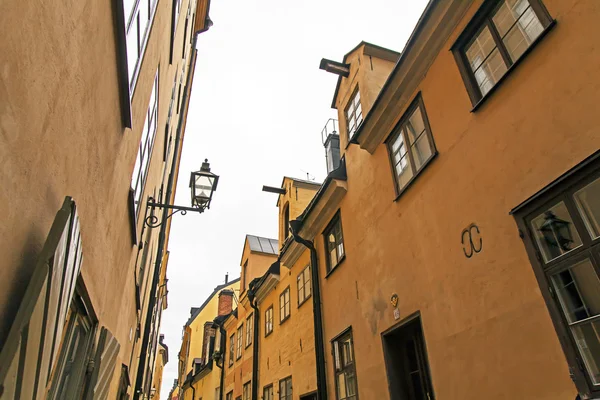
(245, 342, 252, 349)
(325, 255, 346, 279)
(392, 153, 438, 202)
(298, 294, 312, 309)
(280, 315, 291, 325)
(265, 330, 273, 338)
(470, 20, 557, 112)
(236, 355, 242, 361)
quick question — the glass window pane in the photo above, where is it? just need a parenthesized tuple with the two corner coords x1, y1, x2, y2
(493, 0, 530, 37)
(410, 132, 433, 171)
(574, 178, 600, 239)
(500, 7, 544, 61)
(123, 0, 137, 24)
(405, 107, 426, 144)
(337, 373, 347, 398)
(473, 48, 508, 96)
(571, 319, 600, 385)
(466, 26, 496, 71)
(346, 371, 357, 397)
(531, 202, 583, 263)
(126, 15, 139, 81)
(138, 0, 149, 31)
(552, 259, 600, 324)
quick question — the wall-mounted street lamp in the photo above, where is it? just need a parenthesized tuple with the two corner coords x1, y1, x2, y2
(145, 159, 219, 228)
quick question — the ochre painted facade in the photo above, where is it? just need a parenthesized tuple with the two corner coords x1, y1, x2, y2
(178, 279, 239, 400)
(312, 1, 600, 399)
(222, 237, 279, 399)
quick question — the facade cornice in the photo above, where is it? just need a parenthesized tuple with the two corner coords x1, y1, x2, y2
(354, 0, 474, 153)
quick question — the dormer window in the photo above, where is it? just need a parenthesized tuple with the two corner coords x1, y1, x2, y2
(345, 88, 363, 139)
(283, 203, 290, 240)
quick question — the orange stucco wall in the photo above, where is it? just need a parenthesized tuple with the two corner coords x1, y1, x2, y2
(318, 0, 600, 399)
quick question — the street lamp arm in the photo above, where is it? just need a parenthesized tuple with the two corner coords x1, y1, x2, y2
(144, 197, 205, 228)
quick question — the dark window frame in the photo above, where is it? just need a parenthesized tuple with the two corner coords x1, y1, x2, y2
(323, 210, 346, 276)
(130, 69, 160, 222)
(451, 0, 555, 109)
(279, 376, 293, 400)
(263, 384, 274, 400)
(344, 87, 363, 140)
(511, 151, 600, 397)
(384, 93, 437, 200)
(226, 390, 234, 400)
(297, 265, 312, 307)
(228, 333, 235, 367)
(331, 327, 359, 400)
(283, 203, 290, 241)
(245, 313, 253, 348)
(265, 306, 274, 337)
(243, 381, 251, 400)
(236, 324, 244, 360)
(279, 286, 291, 324)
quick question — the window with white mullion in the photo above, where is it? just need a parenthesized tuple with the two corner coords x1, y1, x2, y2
(456, 0, 551, 102)
(333, 331, 358, 400)
(386, 95, 436, 195)
(123, 0, 159, 93)
(131, 71, 159, 217)
(345, 88, 363, 139)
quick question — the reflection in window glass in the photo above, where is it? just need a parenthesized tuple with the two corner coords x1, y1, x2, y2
(552, 259, 600, 385)
(324, 215, 345, 273)
(333, 331, 358, 400)
(466, 27, 508, 96)
(388, 98, 435, 192)
(575, 177, 600, 239)
(531, 202, 582, 263)
(124, 0, 159, 92)
(458, 0, 550, 101)
(345, 89, 363, 139)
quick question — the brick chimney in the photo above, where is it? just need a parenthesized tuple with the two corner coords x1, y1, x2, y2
(218, 289, 234, 316)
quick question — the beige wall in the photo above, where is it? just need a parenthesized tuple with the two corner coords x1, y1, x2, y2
(0, 0, 207, 396)
(318, 0, 600, 399)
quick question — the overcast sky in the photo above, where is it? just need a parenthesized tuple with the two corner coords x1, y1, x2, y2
(160, 0, 428, 397)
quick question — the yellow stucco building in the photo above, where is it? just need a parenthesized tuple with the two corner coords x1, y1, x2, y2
(178, 277, 239, 400)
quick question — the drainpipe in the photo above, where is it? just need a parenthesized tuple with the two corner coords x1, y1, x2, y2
(191, 383, 196, 400)
(248, 286, 260, 400)
(134, 28, 201, 400)
(212, 319, 226, 400)
(289, 220, 328, 400)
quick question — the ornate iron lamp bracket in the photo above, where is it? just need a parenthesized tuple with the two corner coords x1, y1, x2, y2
(144, 197, 204, 228)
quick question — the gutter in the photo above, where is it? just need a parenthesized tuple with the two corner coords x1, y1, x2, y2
(212, 317, 228, 400)
(247, 283, 261, 400)
(289, 220, 328, 400)
(133, 25, 206, 399)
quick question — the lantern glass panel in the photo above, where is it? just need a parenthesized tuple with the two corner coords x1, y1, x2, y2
(194, 175, 214, 202)
(574, 177, 600, 239)
(531, 201, 582, 263)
